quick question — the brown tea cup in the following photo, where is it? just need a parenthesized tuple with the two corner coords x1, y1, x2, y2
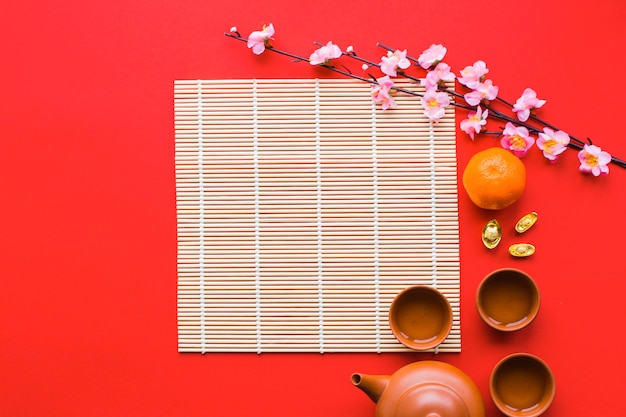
(476, 268, 540, 332)
(388, 285, 453, 350)
(490, 353, 556, 417)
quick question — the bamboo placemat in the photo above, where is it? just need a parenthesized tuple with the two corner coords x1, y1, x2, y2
(175, 79, 460, 353)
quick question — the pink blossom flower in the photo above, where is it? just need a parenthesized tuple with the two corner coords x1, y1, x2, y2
(537, 127, 570, 161)
(247, 24, 275, 55)
(379, 49, 411, 77)
(420, 62, 456, 90)
(417, 44, 447, 69)
(500, 122, 535, 157)
(309, 41, 342, 65)
(371, 76, 396, 110)
(421, 89, 450, 122)
(458, 60, 489, 89)
(513, 88, 547, 122)
(464, 79, 499, 106)
(460, 107, 488, 140)
(578, 144, 611, 176)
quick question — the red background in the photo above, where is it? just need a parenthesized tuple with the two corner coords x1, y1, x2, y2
(1, 1, 625, 415)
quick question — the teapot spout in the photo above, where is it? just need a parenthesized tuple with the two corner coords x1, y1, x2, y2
(351, 373, 389, 403)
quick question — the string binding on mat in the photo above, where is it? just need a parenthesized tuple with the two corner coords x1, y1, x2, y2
(196, 79, 207, 354)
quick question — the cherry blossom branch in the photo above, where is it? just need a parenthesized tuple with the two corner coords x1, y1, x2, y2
(226, 25, 625, 173)
(227, 33, 479, 115)
(379, 44, 587, 145)
(225, 31, 308, 63)
(369, 42, 593, 149)
(489, 94, 626, 167)
(226, 31, 457, 105)
(377, 42, 626, 169)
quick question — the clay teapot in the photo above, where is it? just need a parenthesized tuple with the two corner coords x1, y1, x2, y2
(351, 361, 485, 417)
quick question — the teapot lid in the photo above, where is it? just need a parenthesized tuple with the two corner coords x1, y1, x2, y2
(394, 383, 470, 417)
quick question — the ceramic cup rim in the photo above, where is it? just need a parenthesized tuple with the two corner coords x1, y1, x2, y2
(388, 285, 453, 351)
(489, 352, 556, 417)
(476, 268, 540, 332)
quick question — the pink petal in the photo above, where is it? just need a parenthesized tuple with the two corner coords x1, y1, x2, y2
(251, 42, 265, 55)
(598, 151, 612, 165)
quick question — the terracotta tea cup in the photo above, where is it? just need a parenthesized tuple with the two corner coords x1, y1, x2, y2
(388, 285, 453, 350)
(476, 268, 540, 332)
(490, 353, 556, 417)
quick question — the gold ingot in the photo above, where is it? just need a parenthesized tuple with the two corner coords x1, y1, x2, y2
(509, 243, 536, 257)
(515, 212, 538, 233)
(482, 219, 502, 249)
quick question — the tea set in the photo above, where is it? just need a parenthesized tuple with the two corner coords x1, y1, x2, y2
(352, 267, 555, 417)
